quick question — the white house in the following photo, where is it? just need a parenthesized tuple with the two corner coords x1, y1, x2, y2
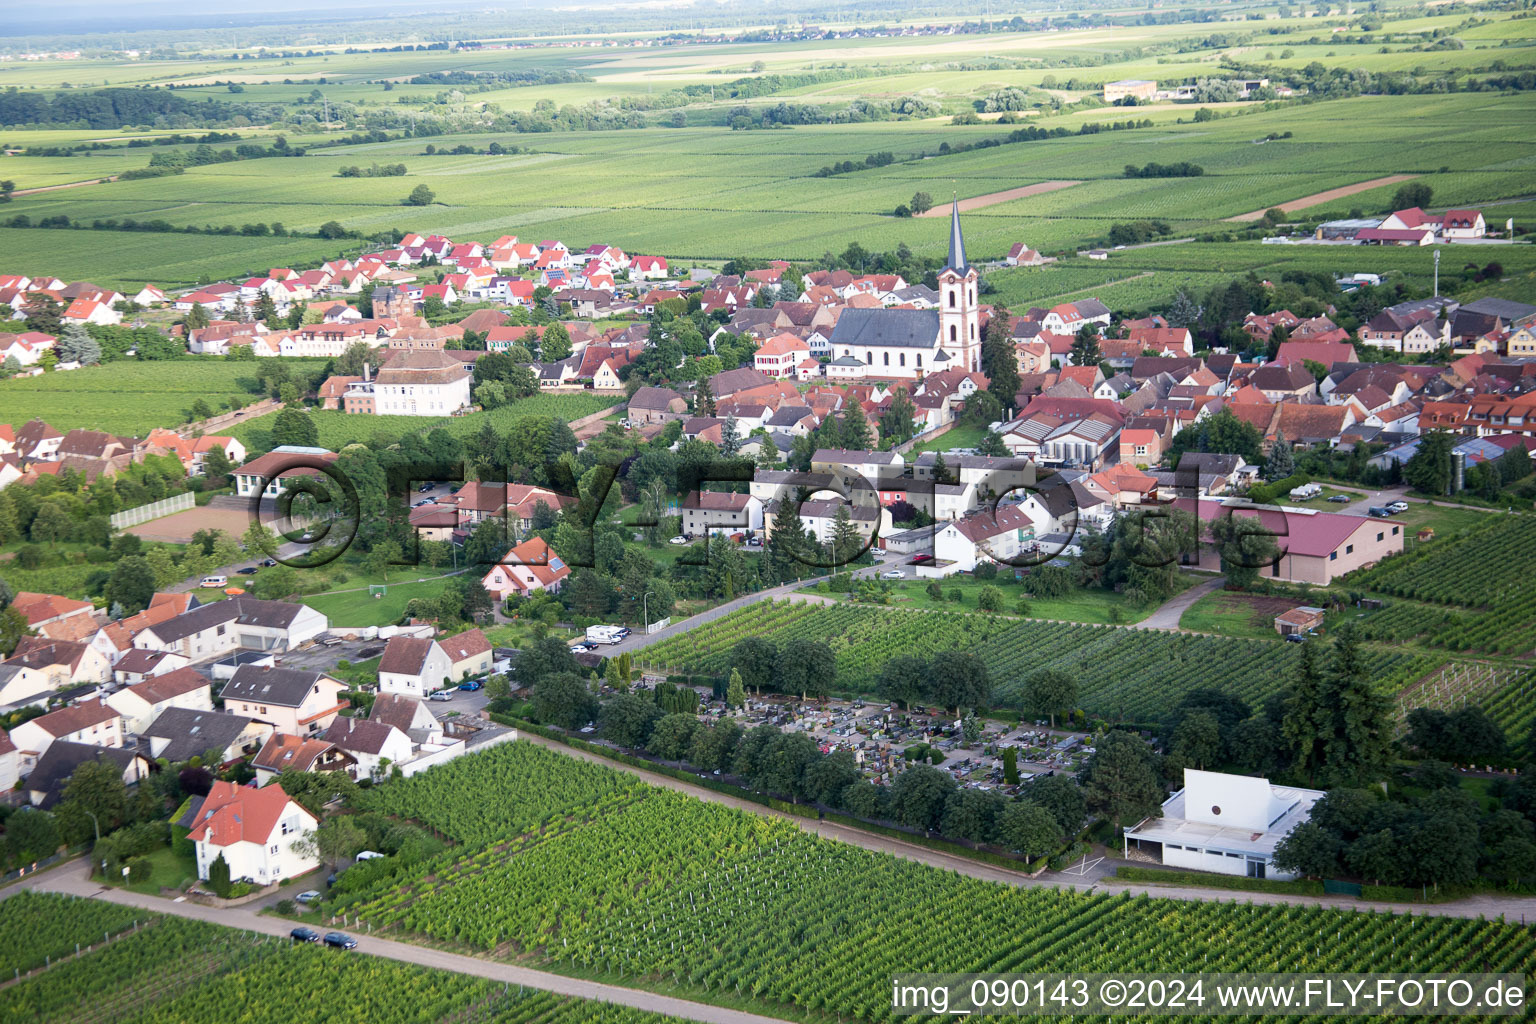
(377, 637, 454, 697)
(10, 700, 123, 763)
(110, 647, 190, 686)
(1440, 209, 1485, 240)
(105, 666, 213, 735)
(322, 717, 413, 781)
(186, 780, 319, 886)
(0, 664, 52, 708)
(680, 490, 765, 537)
(1123, 768, 1324, 881)
(366, 349, 472, 417)
(481, 537, 571, 601)
(439, 629, 493, 681)
(218, 666, 348, 737)
(133, 597, 328, 661)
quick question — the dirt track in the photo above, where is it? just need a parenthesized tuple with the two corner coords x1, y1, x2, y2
(11, 176, 118, 196)
(1225, 174, 1418, 222)
(127, 504, 251, 543)
(916, 180, 1081, 216)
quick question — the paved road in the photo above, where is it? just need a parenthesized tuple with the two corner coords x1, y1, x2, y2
(1134, 576, 1227, 631)
(10, 861, 793, 1024)
(514, 732, 1536, 923)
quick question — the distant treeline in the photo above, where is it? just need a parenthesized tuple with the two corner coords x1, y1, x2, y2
(1123, 161, 1205, 178)
(406, 69, 590, 86)
(0, 87, 284, 129)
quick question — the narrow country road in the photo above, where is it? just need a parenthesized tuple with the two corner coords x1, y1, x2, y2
(1135, 576, 1226, 630)
(514, 733, 1536, 924)
(7, 860, 794, 1024)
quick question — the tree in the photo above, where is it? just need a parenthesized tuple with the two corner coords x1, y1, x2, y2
(888, 764, 956, 831)
(29, 502, 71, 547)
(317, 220, 349, 239)
(183, 302, 211, 331)
(977, 585, 1004, 612)
(1284, 628, 1392, 788)
(941, 787, 1005, 842)
(1024, 670, 1076, 728)
(1170, 709, 1221, 770)
(910, 191, 934, 215)
(926, 650, 990, 713)
(299, 817, 367, 871)
(1166, 289, 1202, 328)
(57, 323, 101, 365)
(1273, 821, 1342, 880)
(1208, 508, 1280, 588)
(517, 636, 580, 689)
(648, 713, 702, 763)
(56, 759, 130, 844)
(980, 305, 1021, 409)
(877, 654, 925, 709)
(1391, 182, 1432, 211)
(207, 852, 233, 896)
(405, 184, 436, 206)
(271, 406, 319, 448)
(3, 808, 59, 869)
(1069, 323, 1101, 367)
(725, 668, 746, 709)
(1079, 730, 1163, 829)
(777, 638, 835, 700)
(532, 671, 597, 730)
(1403, 430, 1455, 496)
(105, 556, 156, 614)
(1025, 774, 1087, 836)
(1264, 432, 1295, 481)
(600, 692, 662, 749)
(976, 432, 1008, 457)
(999, 802, 1062, 858)
(731, 637, 777, 693)
(540, 323, 572, 361)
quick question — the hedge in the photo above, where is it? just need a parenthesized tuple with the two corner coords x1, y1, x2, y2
(1115, 865, 1326, 896)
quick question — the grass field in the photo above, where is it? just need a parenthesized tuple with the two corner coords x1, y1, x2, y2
(1178, 589, 1302, 639)
(0, 358, 326, 435)
(803, 574, 1162, 624)
(301, 570, 462, 625)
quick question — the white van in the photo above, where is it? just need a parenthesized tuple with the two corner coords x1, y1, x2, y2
(354, 850, 387, 862)
(200, 575, 228, 588)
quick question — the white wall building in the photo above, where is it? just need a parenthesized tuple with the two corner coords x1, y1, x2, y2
(1123, 768, 1324, 882)
(187, 780, 319, 886)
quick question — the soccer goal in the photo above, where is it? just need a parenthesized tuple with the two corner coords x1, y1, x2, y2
(369, 584, 388, 599)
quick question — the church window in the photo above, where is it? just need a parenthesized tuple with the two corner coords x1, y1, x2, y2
(899, 354, 906, 367)
(883, 352, 889, 366)
(916, 354, 922, 367)
(949, 325, 957, 342)
(948, 291, 956, 308)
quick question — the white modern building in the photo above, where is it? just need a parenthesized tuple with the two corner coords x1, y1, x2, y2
(186, 780, 319, 886)
(1123, 768, 1324, 881)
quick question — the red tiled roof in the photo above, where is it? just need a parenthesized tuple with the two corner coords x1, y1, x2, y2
(186, 780, 313, 847)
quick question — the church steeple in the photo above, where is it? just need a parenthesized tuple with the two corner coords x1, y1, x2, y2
(946, 196, 968, 274)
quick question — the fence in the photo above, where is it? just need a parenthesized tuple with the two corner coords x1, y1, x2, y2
(110, 491, 195, 529)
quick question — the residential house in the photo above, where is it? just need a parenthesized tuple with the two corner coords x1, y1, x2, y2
(24, 742, 150, 809)
(440, 629, 492, 681)
(5, 636, 110, 685)
(481, 536, 571, 601)
(132, 597, 327, 660)
(251, 733, 358, 783)
(627, 387, 687, 425)
(377, 637, 454, 697)
(10, 700, 123, 762)
(140, 707, 270, 765)
(12, 591, 98, 642)
(185, 780, 319, 886)
(105, 666, 213, 734)
(681, 491, 765, 537)
(323, 717, 413, 781)
(109, 647, 189, 686)
(1191, 499, 1403, 584)
(219, 665, 348, 737)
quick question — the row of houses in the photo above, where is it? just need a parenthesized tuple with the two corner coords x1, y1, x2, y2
(0, 417, 245, 491)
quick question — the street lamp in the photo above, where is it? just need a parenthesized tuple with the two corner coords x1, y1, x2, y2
(643, 591, 655, 632)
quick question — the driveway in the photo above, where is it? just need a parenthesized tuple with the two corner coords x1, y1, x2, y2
(1135, 576, 1226, 631)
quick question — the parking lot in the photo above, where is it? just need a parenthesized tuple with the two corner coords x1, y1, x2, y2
(274, 637, 384, 673)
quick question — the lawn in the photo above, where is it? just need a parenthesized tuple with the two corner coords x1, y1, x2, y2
(907, 422, 990, 456)
(1178, 589, 1304, 640)
(803, 574, 1166, 625)
(303, 571, 461, 627)
(0, 358, 327, 435)
(1393, 502, 1506, 540)
(108, 845, 198, 896)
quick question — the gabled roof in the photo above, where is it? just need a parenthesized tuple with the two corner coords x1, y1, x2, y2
(252, 732, 349, 774)
(223, 665, 338, 709)
(121, 665, 209, 705)
(25, 700, 118, 738)
(323, 716, 404, 756)
(378, 637, 439, 677)
(440, 629, 490, 664)
(827, 307, 940, 349)
(24, 742, 148, 808)
(186, 780, 313, 848)
(142, 708, 255, 762)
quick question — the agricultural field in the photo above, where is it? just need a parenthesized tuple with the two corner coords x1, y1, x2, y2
(802, 574, 1163, 625)
(227, 393, 621, 451)
(1348, 516, 1536, 656)
(0, 894, 693, 1024)
(7, 85, 1536, 287)
(0, 892, 145, 976)
(0, 358, 325, 435)
(327, 742, 1536, 1024)
(639, 599, 1436, 721)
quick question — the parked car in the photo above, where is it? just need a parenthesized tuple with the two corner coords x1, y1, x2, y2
(260, 558, 277, 567)
(458, 678, 483, 691)
(668, 535, 689, 545)
(429, 690, 453, 702)
(236, 566, 259, 575)
(571, 642, 596, 654)
(881, 570, 904, 579)
(1386, 501, 1409, 513)
(1367, 507, 1392, 518)
(290, 927, 321, 943)
(294, 890, 323, 905)
(323, 932, 357, 949)
(1284, 632, 1307, 644)
(419, 483, 435, 492)
(1327, 495, 1350, 503)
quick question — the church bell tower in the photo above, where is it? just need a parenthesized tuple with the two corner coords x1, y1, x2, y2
(937, 198, 981, 373)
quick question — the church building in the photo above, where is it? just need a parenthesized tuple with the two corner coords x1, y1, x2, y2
(825, 200, 981, 381)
